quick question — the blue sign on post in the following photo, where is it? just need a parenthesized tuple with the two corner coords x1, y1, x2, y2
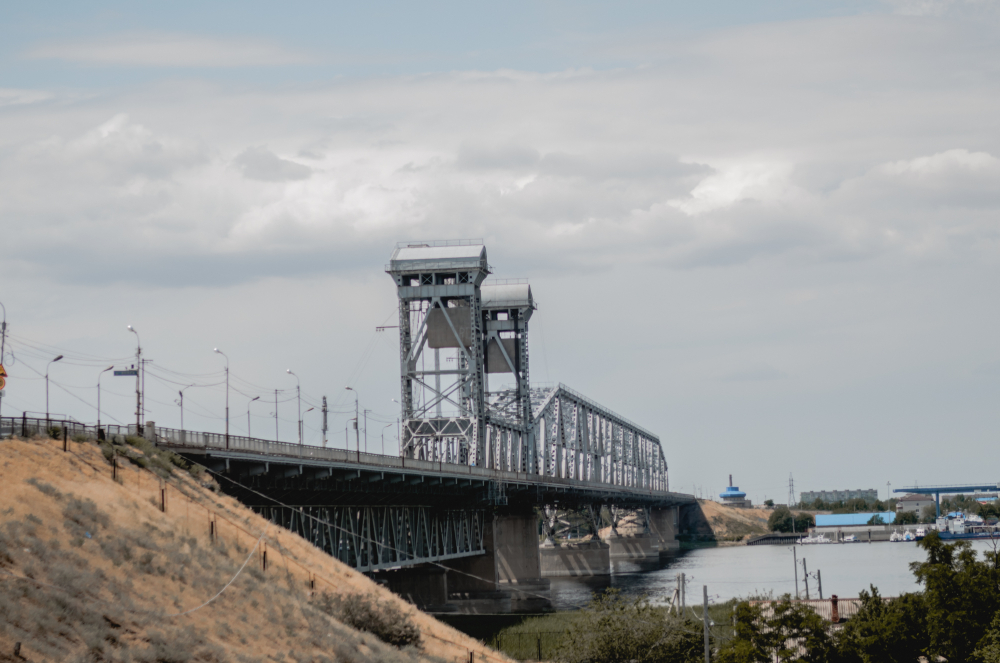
(114, 369, 138, 376)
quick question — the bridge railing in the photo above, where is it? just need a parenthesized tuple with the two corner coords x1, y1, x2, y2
(0, 415, 684, 498)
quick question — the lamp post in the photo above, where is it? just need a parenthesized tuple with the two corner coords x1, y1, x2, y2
(391, 399, 402, 457)
(97, 365, 113, 435)
(303, 407, 314, 443)
(345, 387, 359, 457)
(248, 396, 260, 437)
(382, 423, 393, 455)
(127, 326, 142, 434)
(176, 384, 196, 431)
(287, 369, 301, 445)
(213, 348, 229, 449)
(45, 355, 63, 425)
(0, 299, 6, 364)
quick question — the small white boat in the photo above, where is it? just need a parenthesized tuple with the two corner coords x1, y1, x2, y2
(798, 534, 832, 544)
(842, 535, 857, 543)
(890, 531, 904, 542)
(903, 531, 916, 542)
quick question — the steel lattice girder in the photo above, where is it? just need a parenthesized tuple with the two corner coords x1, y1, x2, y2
(254, 505, 486, 572)
(526, 383, 669, 492)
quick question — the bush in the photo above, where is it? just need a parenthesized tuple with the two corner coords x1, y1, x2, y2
(557, 589, 704, 663)
(26, 477, 64, 500)
(63, 497, 110, 538)
(835, 587, 927, 663)
(767, 506, 813, 533)
(314, 592, 421, 648)
(717, 594, 833, 663)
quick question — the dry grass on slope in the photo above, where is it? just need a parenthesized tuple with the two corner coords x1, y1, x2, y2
(0, 436, 511, 663)
(697, 500, 769, 542)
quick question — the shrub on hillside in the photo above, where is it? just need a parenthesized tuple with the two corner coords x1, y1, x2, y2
(314, 591, 421, 648)
(557, 589, 704, 663)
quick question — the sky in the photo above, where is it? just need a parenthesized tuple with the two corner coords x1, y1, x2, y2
(1, 0, 998, 505)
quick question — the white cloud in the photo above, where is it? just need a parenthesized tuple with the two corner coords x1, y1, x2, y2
(667, 160, 795, 216)
(0, 88, 52, 107)
(26, 34, 309, 67)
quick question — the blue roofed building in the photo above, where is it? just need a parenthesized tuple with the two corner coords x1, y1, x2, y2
(815, 512, 896, 527)
(720, 475, 752, 508)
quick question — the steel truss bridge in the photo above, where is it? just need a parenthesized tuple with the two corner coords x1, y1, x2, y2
(2, 241, 693, 577)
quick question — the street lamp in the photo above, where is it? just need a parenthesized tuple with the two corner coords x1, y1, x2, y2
(391, 399, 402, 457)
(213, 348, 229, 449)
(248, 396, 260, 437)
(46, 355, 63, 425)
(381, 423, 393, 455)
(176, 384, 196, 431)
(127, 326, 142, 434)
(287, 369, 302, 445)
(97, 365, 113, 436)
(303, 406, 314, 444)
(345, 386, 359, 456)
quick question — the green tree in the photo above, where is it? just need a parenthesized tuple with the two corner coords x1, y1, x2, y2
(768, 507, 815, 533)
(910, 532, 1000, 662)
(834, 586, 927, 663)
(765, 499, 775, 508)
(557, 590, 704, 663)
(895, 511, 918, 525)
(866, 514, 886, 526)
(716, 595, 833, 663)
(921, 504, 938, 523)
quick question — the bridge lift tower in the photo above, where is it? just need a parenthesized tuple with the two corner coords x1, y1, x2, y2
(387, 241, 536, 471)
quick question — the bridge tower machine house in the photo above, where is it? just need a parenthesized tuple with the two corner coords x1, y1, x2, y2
(387, 241, 535, 474)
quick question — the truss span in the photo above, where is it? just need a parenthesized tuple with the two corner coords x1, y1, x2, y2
(485, 383, 668, 492)
(253, 505, 486, 573)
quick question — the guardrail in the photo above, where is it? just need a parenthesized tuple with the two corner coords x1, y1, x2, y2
(0, 416, 690, 501)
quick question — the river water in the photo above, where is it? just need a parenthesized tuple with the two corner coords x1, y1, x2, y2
(548, 540, 1000, 611)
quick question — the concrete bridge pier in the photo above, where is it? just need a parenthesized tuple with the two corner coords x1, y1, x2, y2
(540, 539, 612, 577)
(648, 505, 681, 555)
(377, 511, 551, 613)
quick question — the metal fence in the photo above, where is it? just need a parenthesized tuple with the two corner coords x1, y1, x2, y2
(0, 415, 135, 441)
(488, 632, 565, 662)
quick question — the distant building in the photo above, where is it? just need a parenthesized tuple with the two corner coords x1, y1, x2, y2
(895, 493, 935, 514)
(720, 475, 752, 508)
(800, 489, 878, 505)
(815, 512, 896, 527)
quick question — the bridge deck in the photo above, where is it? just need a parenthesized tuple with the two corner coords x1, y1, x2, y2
(153, 425, 693, 508)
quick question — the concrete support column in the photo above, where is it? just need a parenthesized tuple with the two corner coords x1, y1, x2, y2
(443, 511, 551, 612)
(648, 505, 680, 553)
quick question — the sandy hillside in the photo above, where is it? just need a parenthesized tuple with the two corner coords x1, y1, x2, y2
(681, 500, 770, 542)
(0, 435, 513, 663)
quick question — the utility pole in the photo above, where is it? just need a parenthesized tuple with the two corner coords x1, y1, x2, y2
(816, 569, 823, 600)
(681, 572, 686, 609)
(322, 396, 328, 448)
(793, 547, 799, 599)
(802, 558, 810, 600)
(703, 585, 711, 663)
(274, 389, 279, 441)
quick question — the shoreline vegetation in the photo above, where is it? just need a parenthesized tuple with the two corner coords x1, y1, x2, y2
(490, 532, 1000, 662)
